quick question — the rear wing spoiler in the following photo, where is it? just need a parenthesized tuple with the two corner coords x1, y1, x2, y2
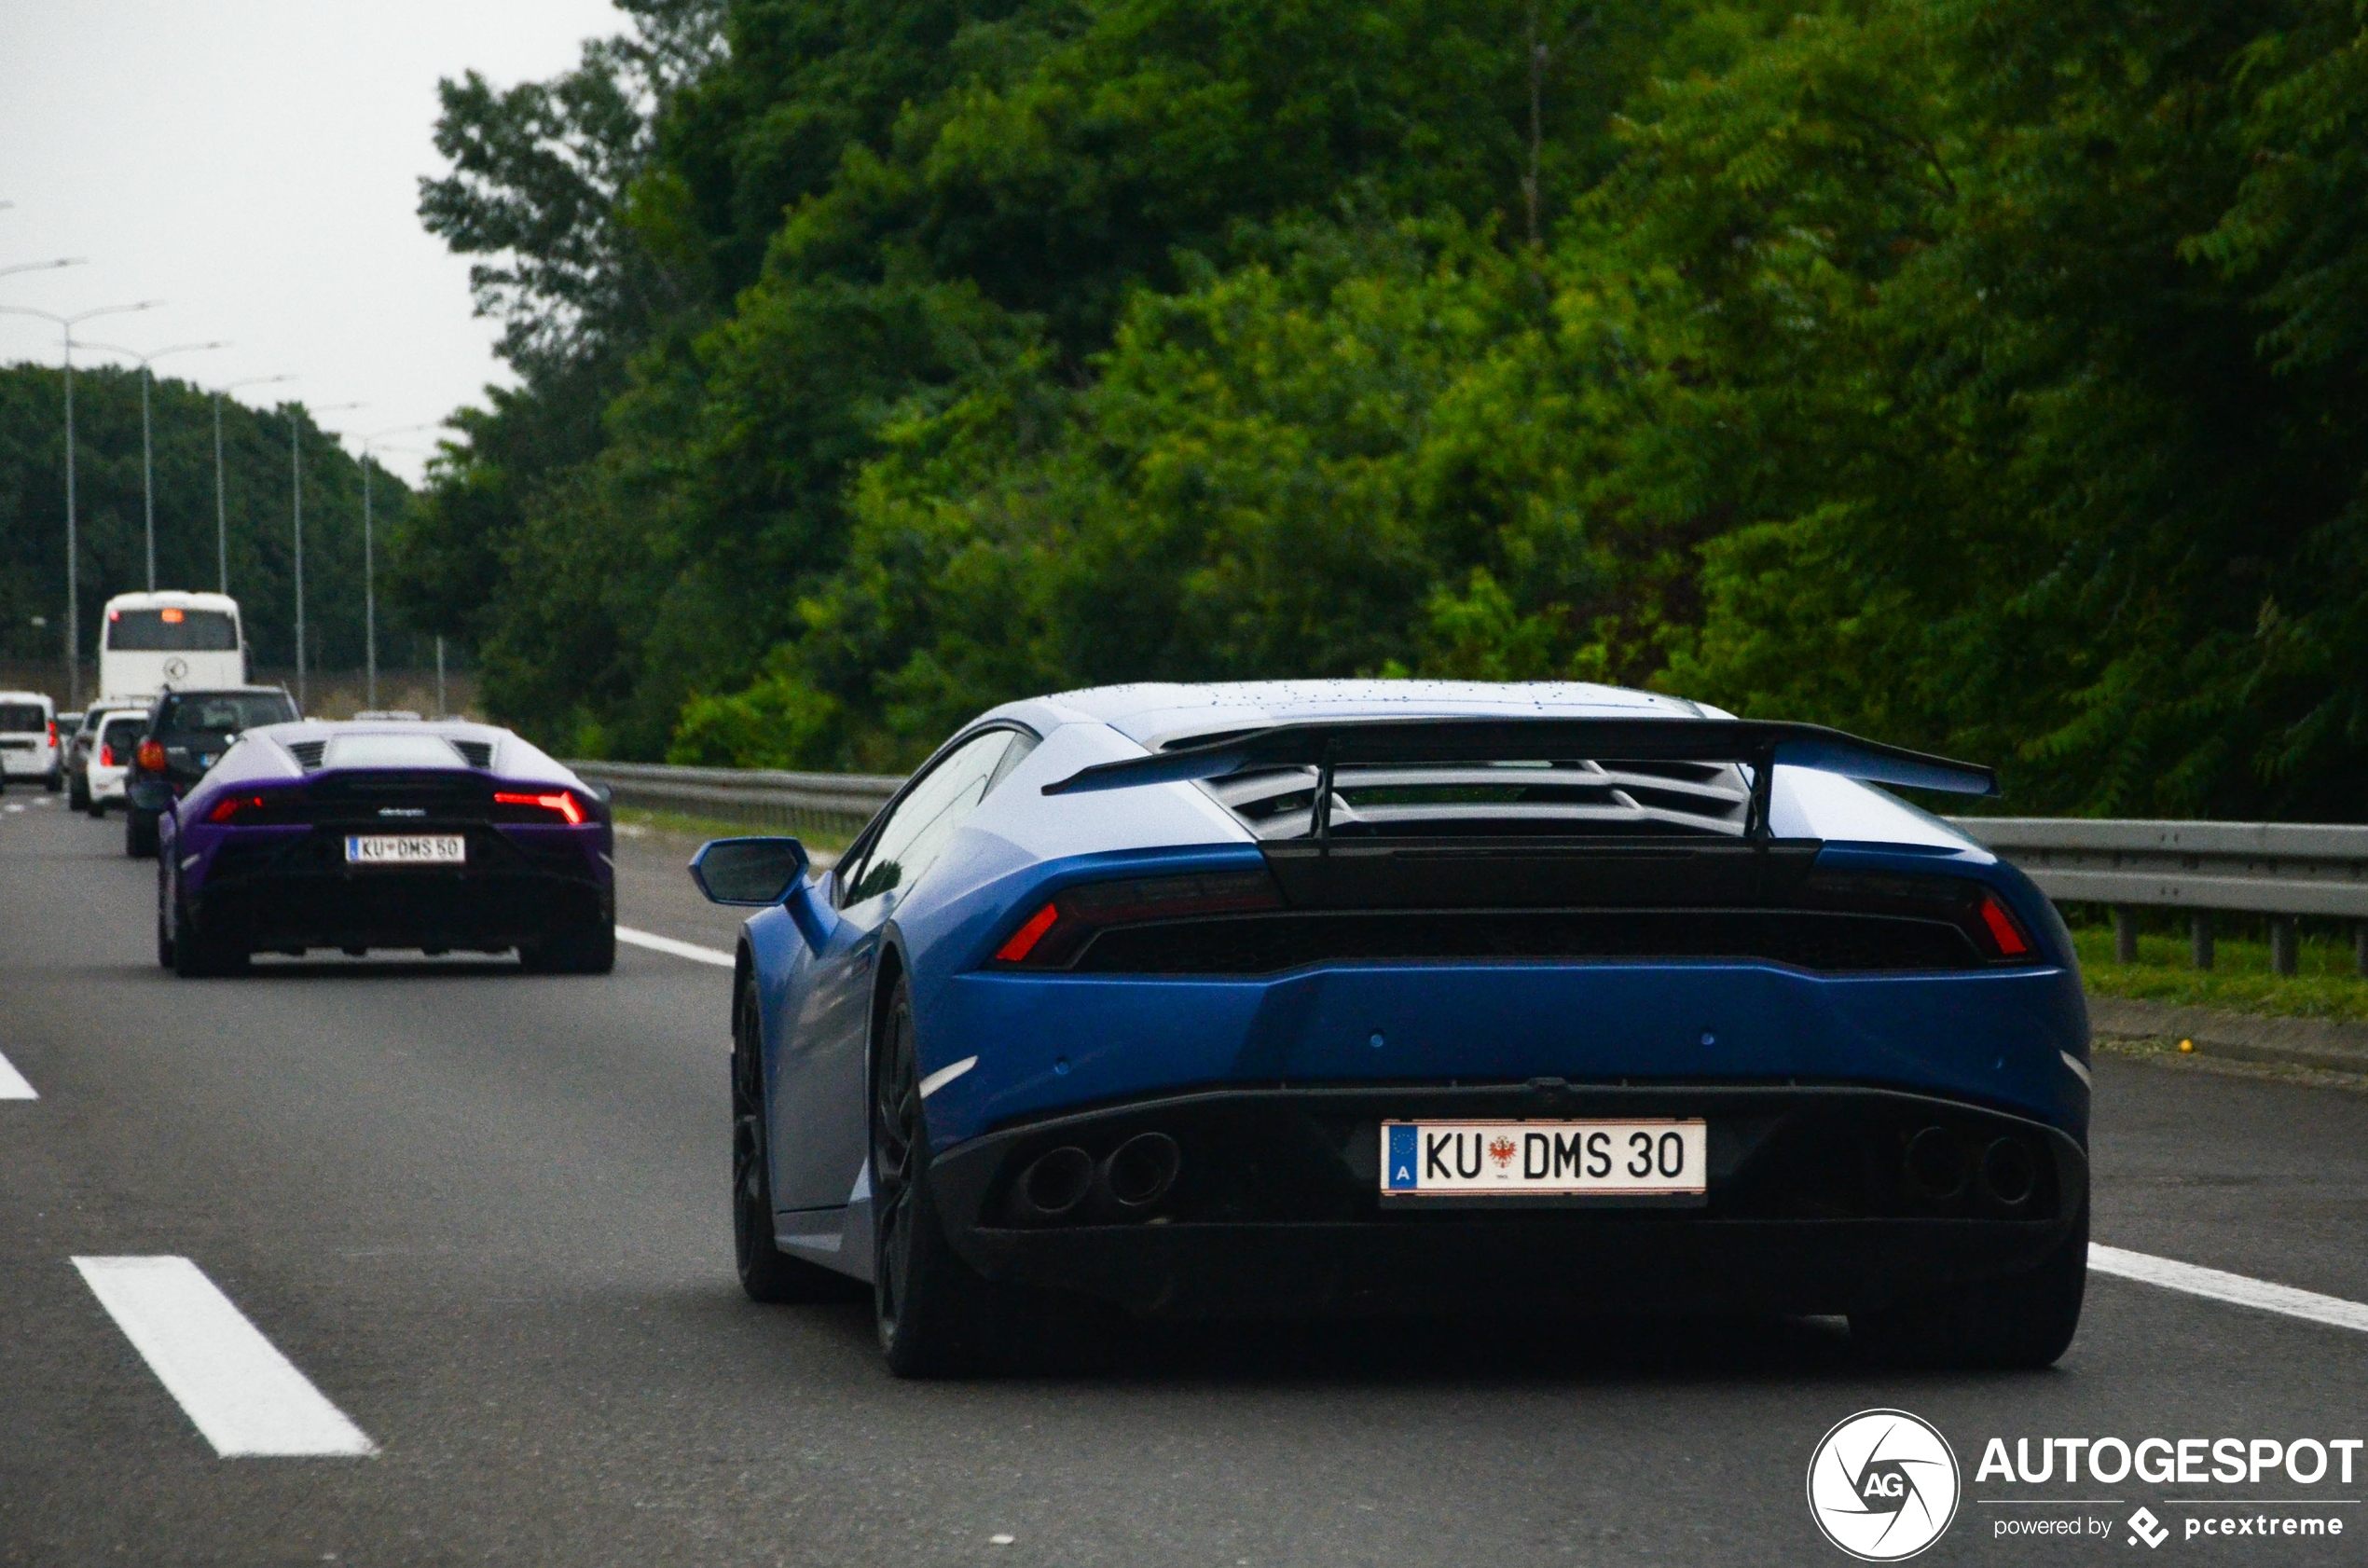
(1040, 716, 1995, 836)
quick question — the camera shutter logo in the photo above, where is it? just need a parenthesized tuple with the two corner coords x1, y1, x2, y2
(1806, 1409, 1961, 1561)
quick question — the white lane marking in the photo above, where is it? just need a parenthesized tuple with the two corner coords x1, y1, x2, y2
(2091, 1245, 2368, 1335)
(919, 1055, 978, 1099)
(0, 1050, 35, 1099)
(72, 1256, 378, 1457)
(616, 926, 733, 968)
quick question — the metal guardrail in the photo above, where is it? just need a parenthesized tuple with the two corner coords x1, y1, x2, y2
(562, 758, 2366, 972)
(1945, 818, 2368, 974)
(565, 760, 902, 844)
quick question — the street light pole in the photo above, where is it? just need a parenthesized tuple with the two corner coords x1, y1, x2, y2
(0, 256, 88, 281)
(83, 339, 228, 591)
(212, 375, 294, 594)
(289, 401, 362, 713)
(355, 425, 433, 708)
(0, 300, 163, 707)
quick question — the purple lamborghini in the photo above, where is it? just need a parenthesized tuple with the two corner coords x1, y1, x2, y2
(152, 718, 614, 977)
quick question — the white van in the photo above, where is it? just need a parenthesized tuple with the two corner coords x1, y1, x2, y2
(99, 591, 247, 702)
(0, 691, 61, 791)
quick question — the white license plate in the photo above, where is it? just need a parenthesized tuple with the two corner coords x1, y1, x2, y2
(344, 833, 466, 866)
(1381, 1119, 1708, 1198)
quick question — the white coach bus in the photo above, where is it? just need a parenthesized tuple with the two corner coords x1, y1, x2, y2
(98, 591, 249, 700)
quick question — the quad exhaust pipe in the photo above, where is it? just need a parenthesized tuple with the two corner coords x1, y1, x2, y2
(1902, 1126, 2039, 1210)
(1010, 1146, 1095, 1223)
(1098, 1132, 1181, 1213)
(1010, 1131, 1184, 1224)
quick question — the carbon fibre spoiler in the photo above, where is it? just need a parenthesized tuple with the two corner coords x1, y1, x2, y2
(1039, 716, 1996, 837)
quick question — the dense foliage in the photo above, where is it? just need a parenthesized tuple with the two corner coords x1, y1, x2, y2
(0, 364, 419, 673)
(397, 0, 2368, 818)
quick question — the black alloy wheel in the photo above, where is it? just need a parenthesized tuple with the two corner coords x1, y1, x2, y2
(731, 976, 850, 1303)
(871, 976, 998, 1377)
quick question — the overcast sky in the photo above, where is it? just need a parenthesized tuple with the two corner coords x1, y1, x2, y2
(0, 0, 624, 485)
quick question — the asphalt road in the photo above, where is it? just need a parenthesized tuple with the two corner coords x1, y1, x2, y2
(4, 791, 2366, 1566)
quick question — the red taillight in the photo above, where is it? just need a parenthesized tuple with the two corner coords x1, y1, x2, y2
(995, 902, 1061, 962)
(210, 793, 267, 824)
(136, 739, 166, 773)
(99, 745, 115, 768)
(1977, 895, 2032, 958)
(493, 790, 585, 825)
(990, 871, 1281, 969)
(48, 721, 57, 747)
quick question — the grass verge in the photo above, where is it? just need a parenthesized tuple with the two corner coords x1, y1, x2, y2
(611, 804, 855, 860)
(2070, 926, 2368, 1025)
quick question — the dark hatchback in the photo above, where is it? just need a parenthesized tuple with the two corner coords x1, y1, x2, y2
(123, 687, 300, 857)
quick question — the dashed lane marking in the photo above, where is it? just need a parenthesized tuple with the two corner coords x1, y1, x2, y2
(2091, 1245, 2368, 1336)
(616, 926, 734, 968)
(72, 1256, 377, 1457)
(0, 1050, 34, 1099)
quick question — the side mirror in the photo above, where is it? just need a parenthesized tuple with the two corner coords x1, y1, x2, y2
(689, 836, 810, 905)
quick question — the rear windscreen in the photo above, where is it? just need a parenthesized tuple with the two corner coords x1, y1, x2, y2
(158, 693, 296, 734)
(102, 718, 145, 751)
(106, 608, 239, 652)
(322, 734, 467, 771)
(0, 704, 47, 734)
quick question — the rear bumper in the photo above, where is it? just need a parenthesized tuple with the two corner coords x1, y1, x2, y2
(929, 1082, 2086, 1318)
(188, 826, 611, 952)
(0, 749, 56, 777)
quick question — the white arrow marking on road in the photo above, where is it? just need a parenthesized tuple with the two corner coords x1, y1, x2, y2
(72, 1256, 377, 1457)
(2091, 1245, 2368, 1335)
(0, 1050, 35, 1099)
(616, 926, 734, 968)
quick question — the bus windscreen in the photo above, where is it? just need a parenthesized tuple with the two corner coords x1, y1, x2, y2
(107, 609, 238, 652)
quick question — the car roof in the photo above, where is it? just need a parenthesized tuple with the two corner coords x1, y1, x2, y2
(0, 691, 57, 706)
(256, 716, 509, 741)
(102, 590, 240, 610)
(993, 679, 1707, 748)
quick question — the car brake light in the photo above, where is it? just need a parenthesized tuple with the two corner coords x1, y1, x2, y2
(48, 721, 57, 747)
(493, 790, 585, 825)
(99, 745, 115, 768)
(991, 870, 1281, 969)
(1977, 894, 2032, 957)
(996, 902, 1061, 962)
(136, 739, 166, 773)
(210, 793, 267, 823)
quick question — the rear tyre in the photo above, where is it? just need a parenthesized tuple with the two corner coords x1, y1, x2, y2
(171, 899, 248, 979)
(67, 771, 89, 811)
(43, 768, 61, 793)
(125, 807, 159, 859)
(517, 914, 615, 974)
(732, 976, 856, 1304)
(1850, 1201, 2087, 1369)
(873, 977, 1005, 1378)
(155, 870, 175, 970)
